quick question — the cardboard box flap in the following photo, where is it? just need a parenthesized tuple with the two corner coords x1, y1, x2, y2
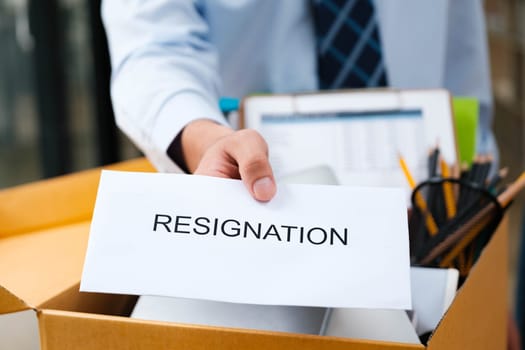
(0, 285, 31, 314)
(0, 221, 91, 309)
(38, 310, 423, 350)
(426, 218, 507, 350)
(0, 158, 154, 238)
(39, 282, 137, 317)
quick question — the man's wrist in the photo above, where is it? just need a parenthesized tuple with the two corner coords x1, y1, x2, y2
(167, 119, 234, 173)
(166, 131, 190, 173)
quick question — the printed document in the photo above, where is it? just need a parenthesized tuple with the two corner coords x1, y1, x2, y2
(81, 171, 411, 309)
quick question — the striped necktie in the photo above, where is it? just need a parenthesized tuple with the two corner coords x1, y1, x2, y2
(314, 0, 389, 89)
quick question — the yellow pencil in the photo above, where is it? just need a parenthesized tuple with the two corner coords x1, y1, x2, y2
(399, 154, 417, 188)
(398, 154, 439, 236)
(439, 157, 464, 268)
(440, 156, 457, 218)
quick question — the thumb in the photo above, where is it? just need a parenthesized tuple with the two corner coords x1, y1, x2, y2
(226, 129, 277, 201)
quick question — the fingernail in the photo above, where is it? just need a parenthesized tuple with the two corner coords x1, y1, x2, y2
(253, 177, 276, 201)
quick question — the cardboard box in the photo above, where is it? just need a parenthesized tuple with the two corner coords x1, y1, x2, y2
(0, 158, 507, 349)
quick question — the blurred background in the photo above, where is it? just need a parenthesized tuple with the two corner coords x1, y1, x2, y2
(0, 0, 523, 336)
(0, 0, 140, 187)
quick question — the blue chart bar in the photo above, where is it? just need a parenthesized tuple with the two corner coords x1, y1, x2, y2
(261, 110, 422, 124)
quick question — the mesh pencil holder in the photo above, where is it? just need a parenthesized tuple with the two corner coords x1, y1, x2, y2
(408, 177, 505, 271)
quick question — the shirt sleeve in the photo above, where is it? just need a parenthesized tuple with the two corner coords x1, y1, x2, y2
(102, 0, 228, 172)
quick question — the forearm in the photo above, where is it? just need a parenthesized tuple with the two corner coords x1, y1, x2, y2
(102, 0, 225, 171)
(102, 0, 276, 201)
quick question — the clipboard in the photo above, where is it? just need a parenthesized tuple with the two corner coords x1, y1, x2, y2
(240, 89, 458, 197)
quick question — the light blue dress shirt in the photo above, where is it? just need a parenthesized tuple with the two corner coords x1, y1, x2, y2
(102, 0, 495, 171)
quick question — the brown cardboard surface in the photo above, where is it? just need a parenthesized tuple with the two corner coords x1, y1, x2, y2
(40, 283, 137, 317)
(38, 310, 423, 350)
(0, 157, 154, 314)
(0, 158, 154, 238)
(0, 222, 90, 311)
(0, 285, 30, 314)
(427, 218, 508, 350)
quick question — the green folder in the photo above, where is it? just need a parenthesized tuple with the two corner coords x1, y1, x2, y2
(452, 97, 478, 168)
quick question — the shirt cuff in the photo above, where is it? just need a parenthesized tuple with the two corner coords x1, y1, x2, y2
(150, 91, 229, 171)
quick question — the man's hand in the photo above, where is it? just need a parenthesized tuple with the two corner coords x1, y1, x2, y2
(181, 119, 277, 202)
